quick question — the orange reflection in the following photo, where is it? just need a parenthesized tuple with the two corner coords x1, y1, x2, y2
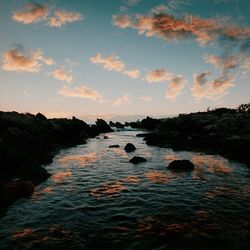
(43, 186, 53, 193)
(192, 155, 233, 174)
(165, 153, 179, 162)
(205, 186, 237, 199)
(59, 152, 98, 166)
(111, 147, 130, 158)
(120, 175, 140, 184)
(145, 171, 174, 183)
(52, 171, 72, 183)
(91, 181, 127, 198)
(12, 228, 35, 239)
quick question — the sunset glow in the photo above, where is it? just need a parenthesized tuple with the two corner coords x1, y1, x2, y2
(1, 0, 250, 120)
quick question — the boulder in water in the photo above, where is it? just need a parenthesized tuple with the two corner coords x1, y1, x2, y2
(124, 143, 136, 152)
(168, 160, 195, 170)
(104, 136, 109, 139)
(129, 156, 147, 164)
(109, 145, 120, 148)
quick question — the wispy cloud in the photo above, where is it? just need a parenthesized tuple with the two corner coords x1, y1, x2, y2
(90, 53, 140, 79)
(123, 69, 140, 79)
(112, 94, 129, 105)
(192, 71, 234, 100)
(2, 46, 54, 73)
(12, 2, 49, 24)
(165, 76, 186, 99)
(52, 68, 74, 83)
(59, 84, 104, 102)
(146, 69, 173, 83)
(120, 0, 141, 12)
(13, 1, 83, 27)
(192, 71, 211, 99)
(112, 12, 250, 46)
(90, 53, 125, 72)
(48, 10, 83, 27)
(139, 96, 152, 102)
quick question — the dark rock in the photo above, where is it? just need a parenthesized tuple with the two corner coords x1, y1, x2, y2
(115, 122, 124, 129)
(129, 156, 147, 164)
(95, 119, 113, 133)
(124, 143, 136, 152)
(109, 145, 120, 148)
(168, 160, 195, 170)
(104, 136, 109, 139)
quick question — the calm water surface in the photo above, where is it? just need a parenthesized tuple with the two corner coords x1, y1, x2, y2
(0, 130, 250, 249)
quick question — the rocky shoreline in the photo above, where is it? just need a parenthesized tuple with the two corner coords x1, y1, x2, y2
(0, 111, 112, 217)
(113, 104, 250, 166)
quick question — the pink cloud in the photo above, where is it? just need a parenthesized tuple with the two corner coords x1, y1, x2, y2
(165, 76, 186, 99)
(2, 47, 54, 73)
(90, 53, 125, 72)
(59, 84, 104, 102)
(123, 69, 140, 79)
(146, 69, 173, 83)
(48, 10, 83, 27)
(112, 95, 129, 106)
(13, 2, 49, 24)
(52, 68, 74, 83)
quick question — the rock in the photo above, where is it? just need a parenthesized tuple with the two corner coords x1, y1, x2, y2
(129, 156, 147, 164)
(114, 122, 124, 129)
(124, 143, 136, 152)
(104, 136, 109, 139)
(109, 145, 120, 148)
(168, 160, 195, 170)
(95, 119, 113, 133)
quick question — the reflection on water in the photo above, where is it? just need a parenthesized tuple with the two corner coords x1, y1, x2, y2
(59, 152, 98, 166)
(145, 171, 175, 183)
(52, 171, 72, 183)
(192, 155, 233, 174)
(165, 153, 179, 162)
(12, 228, 35, 239)
(0, 130, 250, 250)
(91, 182, 127, 198)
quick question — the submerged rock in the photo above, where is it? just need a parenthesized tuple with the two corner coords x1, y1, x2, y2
(129, 156, 147, 164)
(109, 145, 120, 148)
(124, 143, 136, 152)
(168, 160, 195, 170)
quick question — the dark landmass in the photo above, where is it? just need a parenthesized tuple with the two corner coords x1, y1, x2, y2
(124, 103, 250, 166)
(0, 111, 112, 217)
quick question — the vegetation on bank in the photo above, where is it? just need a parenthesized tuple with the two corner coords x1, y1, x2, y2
(0, 111, 112, 217)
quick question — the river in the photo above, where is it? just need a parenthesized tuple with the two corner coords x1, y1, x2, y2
(0, 130, 249, 249)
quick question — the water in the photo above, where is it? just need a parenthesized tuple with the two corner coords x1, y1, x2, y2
(0, 130, 250, 249)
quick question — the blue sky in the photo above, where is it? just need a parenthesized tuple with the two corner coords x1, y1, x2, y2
(0, 0, 250, 120)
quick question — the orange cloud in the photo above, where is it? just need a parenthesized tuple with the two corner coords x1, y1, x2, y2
(90, 53, 125, 72)
(59, 84, 104, 102)
(112, 94, 129, 105)
(2, 47, 54, 73)
(192, 72, 234, 100)
(113, 13, 250, 46)
(13, 2, 83, 28)
(165, 75, 186, 99)
(123, 69, 140, 79)
(146, 69, 173, 83)
(52, 68, 74, 83)
(48, 10, 83, 27)
(192, 71, 211, 99)
(205, 54, 240, 70)
(13, 2, 49, 24)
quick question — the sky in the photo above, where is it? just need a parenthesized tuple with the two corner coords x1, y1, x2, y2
(0, 0, 250, 121)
